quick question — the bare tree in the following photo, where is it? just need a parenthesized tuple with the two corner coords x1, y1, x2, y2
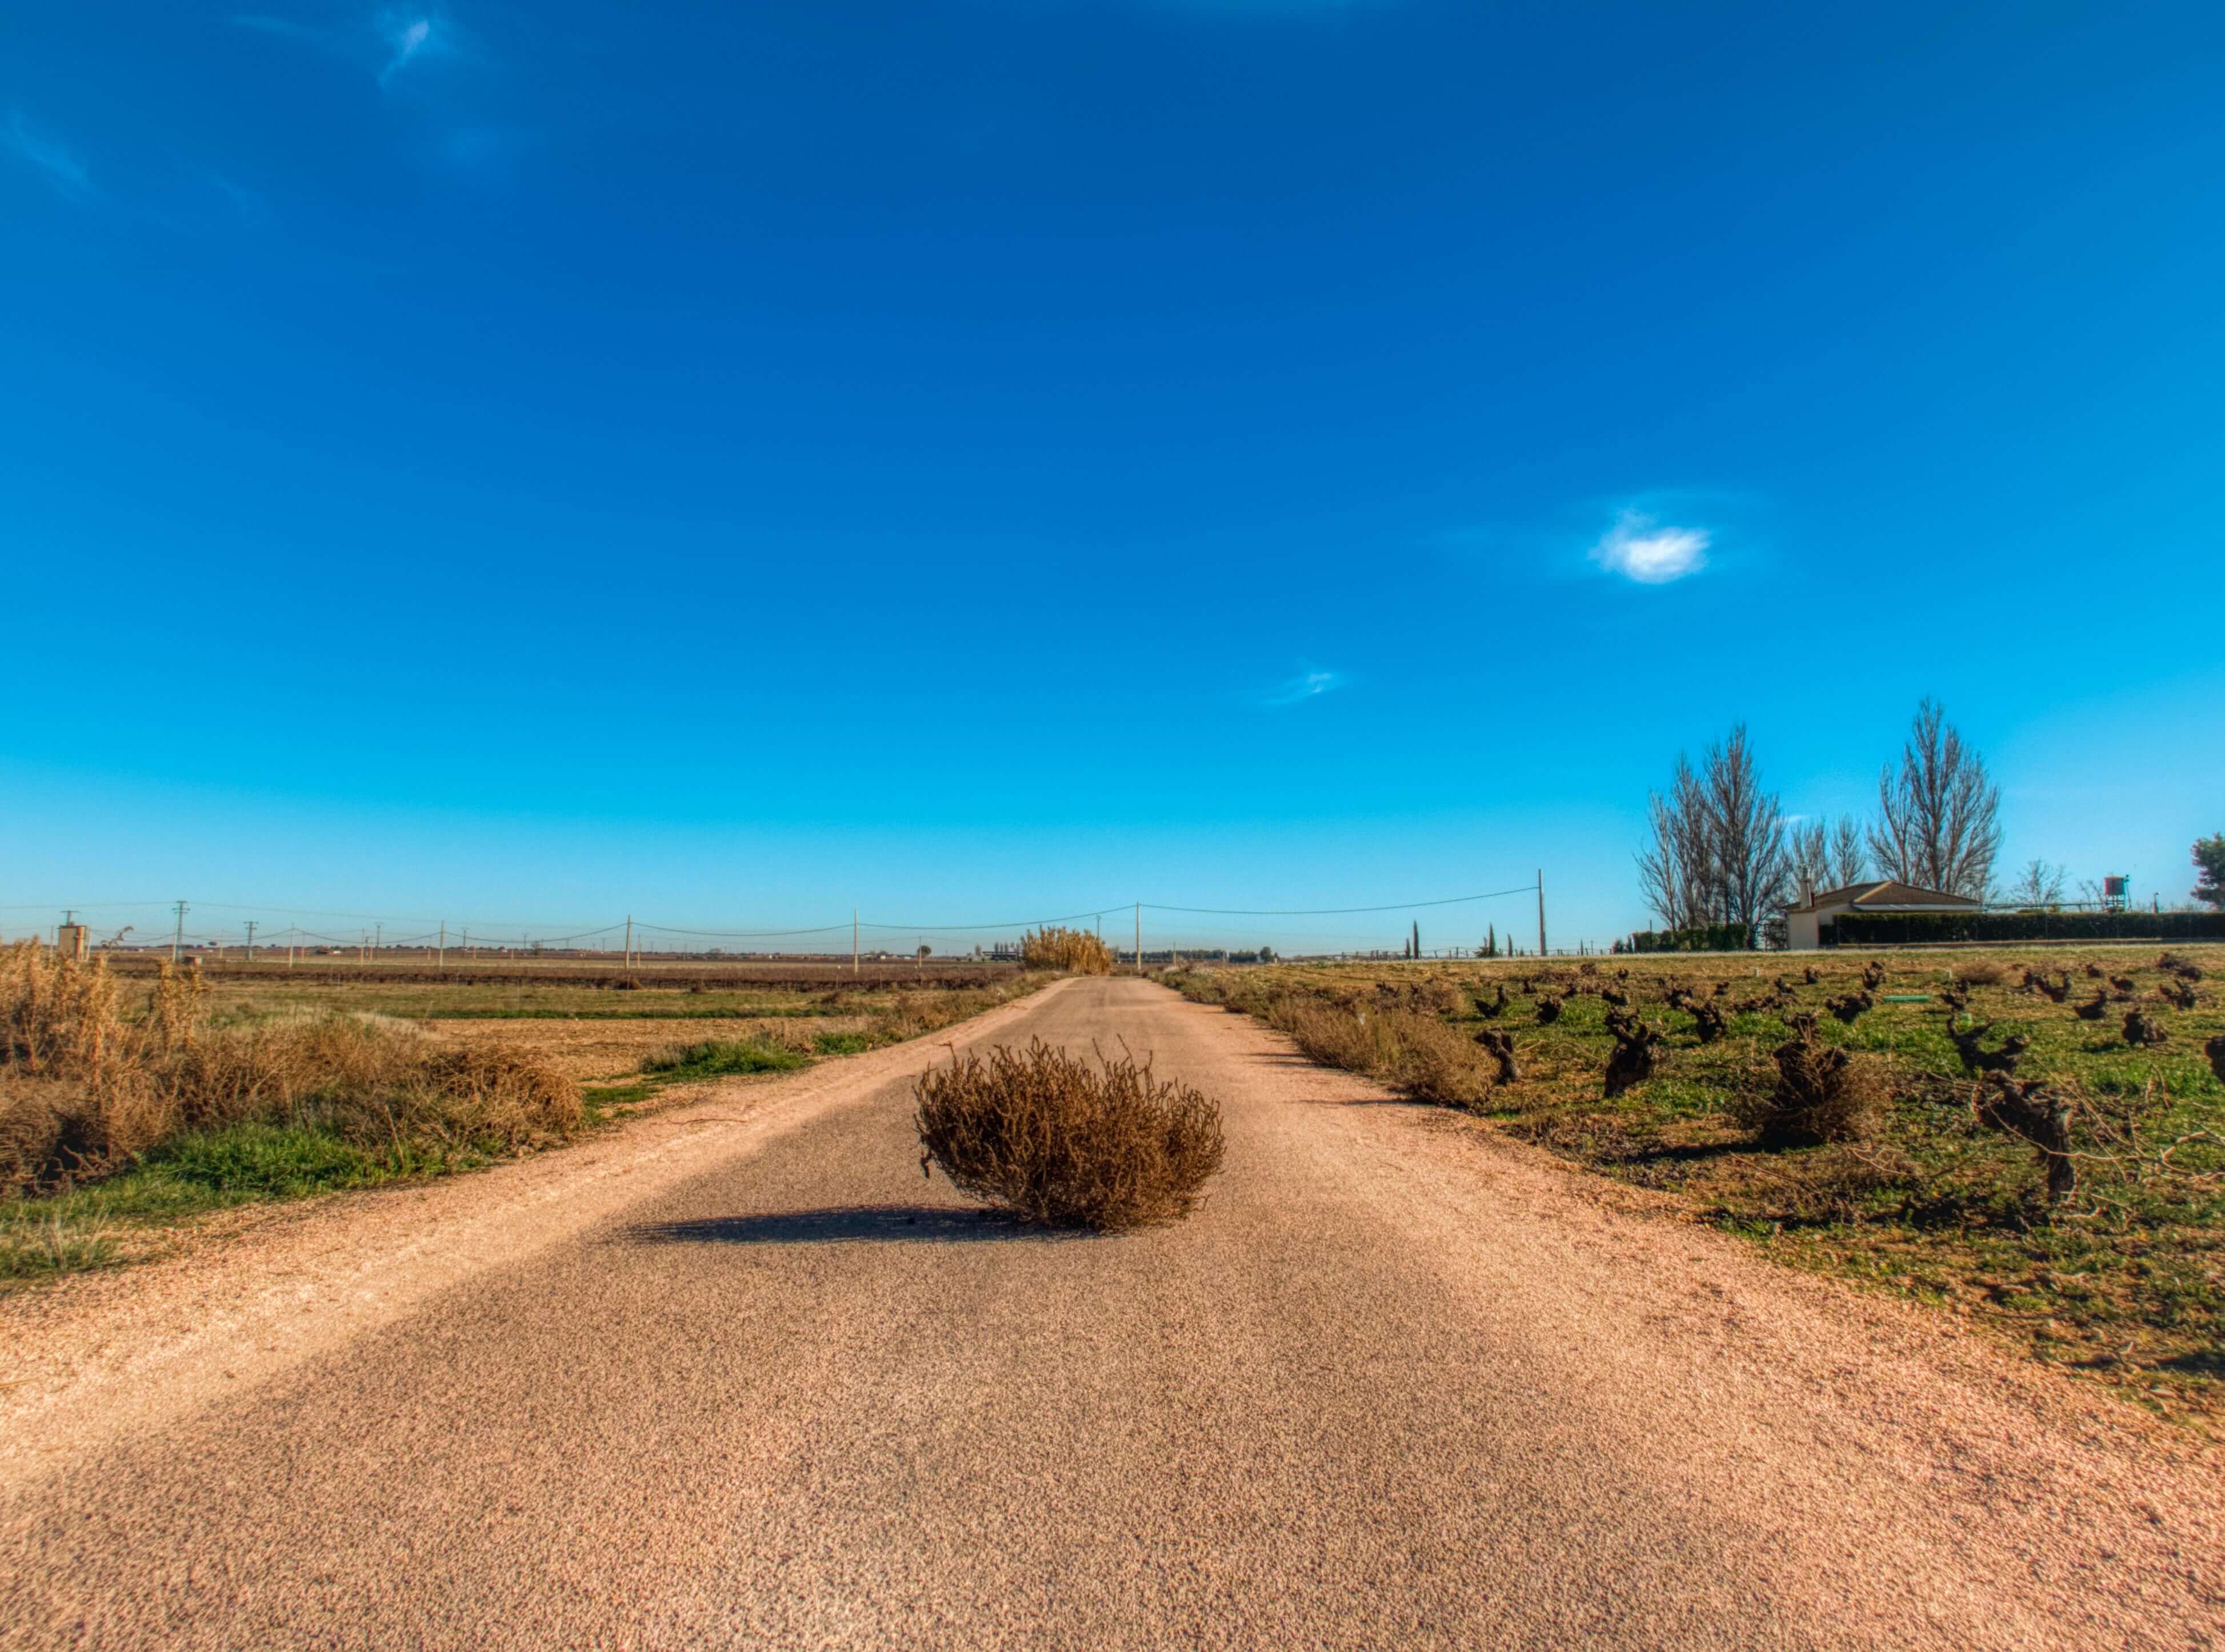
(1637, 755, 1713, 931)
(1791, 820, 1830, 903)
(1702, 724, 1791, 928)
(1639, 727, 1790, 936)
(1790, 813, 1868, 901)
(1867, 698, 2001, 899)
(1829, 815, 1867, 888)
(2006, 859, 2066, 909)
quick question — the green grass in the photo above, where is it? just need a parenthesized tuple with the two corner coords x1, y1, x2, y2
(642, 1038, 814, 1081)
(0, 1119, 509, 1286)
(813, 1031, 877, 1056)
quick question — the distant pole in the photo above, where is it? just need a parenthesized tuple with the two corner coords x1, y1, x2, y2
(438, 921, 446, 973)
(625, 914, 633, 971)
(288, 927, 297, 969)
(1536, 870, 1547, 958)
(853, 908, 859, 976)
(171, 900, 187, 963)
(375, 923, 382, 957)
(1135, 903, 1142, 975)
(245, 919, 256, 963)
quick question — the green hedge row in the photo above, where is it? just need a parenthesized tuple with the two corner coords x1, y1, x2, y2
(1827, 911, 2225, 946)
(1621, 923, 1756, 953)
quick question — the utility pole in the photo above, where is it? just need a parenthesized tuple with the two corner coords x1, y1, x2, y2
(1135, 902, 1142, 975)
(245, 919, 256, 963)
(625, 915, 633, 972)
(171, 900, 188, 964)
(288, 927, 297, 969)
(375, 923, 382, 957)
(438, 921, 446, 973)
(853, 908, 859, 976)
(1536, 870, 1547, 959)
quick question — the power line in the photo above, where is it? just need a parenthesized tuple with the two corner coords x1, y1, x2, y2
(1139, 883, 1539, 917)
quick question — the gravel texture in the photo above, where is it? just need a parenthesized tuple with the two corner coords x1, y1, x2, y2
(1, 977, 2219, 1649)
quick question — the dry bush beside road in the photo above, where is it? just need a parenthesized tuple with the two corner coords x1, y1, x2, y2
(915, 1039, 1224, 1230)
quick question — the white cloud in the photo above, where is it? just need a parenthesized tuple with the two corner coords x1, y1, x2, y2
(4, 109, 93, 199)
(1589, 511, 1709, 584)
(1259, 669, 1346, 708)
(378, 13, 435, 83)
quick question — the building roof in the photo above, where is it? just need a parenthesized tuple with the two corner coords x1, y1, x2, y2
(1786, 879, 1983, 915)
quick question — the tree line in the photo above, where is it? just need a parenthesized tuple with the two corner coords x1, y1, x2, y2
(1637, 697, 2003, 935)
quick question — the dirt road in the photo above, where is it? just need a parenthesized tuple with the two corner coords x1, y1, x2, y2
(3, 978, 2219, 1648)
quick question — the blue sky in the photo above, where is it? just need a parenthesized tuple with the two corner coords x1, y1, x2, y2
(4, 0, 2222, 953)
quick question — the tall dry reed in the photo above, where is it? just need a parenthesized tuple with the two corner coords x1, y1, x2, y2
(1020, 926, 1116, 975)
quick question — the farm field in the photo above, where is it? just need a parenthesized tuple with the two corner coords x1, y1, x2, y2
(1168, 944, 2225, 1426)
(7, 974, 2219, 1647)
(1, 951, 1047, 1286)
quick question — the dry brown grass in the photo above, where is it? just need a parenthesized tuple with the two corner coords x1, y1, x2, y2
(914, 1040, 1224, 1230)
(1019, 927, 1116, 975)
(1953, 960, 2009, 987)
(1, 942, 579, 1196)
(1261, 993, 1491, 1107)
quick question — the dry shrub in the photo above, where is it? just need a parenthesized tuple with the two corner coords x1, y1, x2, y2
(1952, 960, 2008, 988)
(1266, 993, 1376, 1071)
(0, 941, 578, 1194)
(1735, 1028, 1885, 1146)
(1409, 979, 1467, 1016)
(914, 1040, 1223, 1230)
(1020, 926, 1115, 975)
(1259, 995, 1488, 1106)
(1384, 1011, 1492, 1106)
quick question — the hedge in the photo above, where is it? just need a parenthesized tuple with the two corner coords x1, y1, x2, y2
(1826, 911, 2225, 947)
(1622, 923, 1756, 953)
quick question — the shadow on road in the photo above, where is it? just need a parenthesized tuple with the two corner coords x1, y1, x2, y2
(624, 1205, 1077, 1246)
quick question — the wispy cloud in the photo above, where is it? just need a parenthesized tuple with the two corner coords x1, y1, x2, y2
(377, 12, 436, 83)
(1589, 510, 1709, 584)
(231, 12, 330, 43)
(4, 109, 93, 201)
(1258, 669, 1347, 708)
(232, 7, 455, 89)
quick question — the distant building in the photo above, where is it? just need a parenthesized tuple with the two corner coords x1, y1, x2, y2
(1783, 880, 1981, 950)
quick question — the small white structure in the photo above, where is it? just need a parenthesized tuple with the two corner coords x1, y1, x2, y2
(1783, 880, 1982, 950)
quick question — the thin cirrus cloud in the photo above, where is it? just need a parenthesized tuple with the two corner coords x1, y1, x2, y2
(378, 13, 435, 83)
(231, 8, 451, 87)
(1258, 669, 1348, 708)
(3, 109, 93, 199)
(1588, 510, 1710, 584)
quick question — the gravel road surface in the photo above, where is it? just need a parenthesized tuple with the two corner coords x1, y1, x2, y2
(2, 977, 2219, 1649)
